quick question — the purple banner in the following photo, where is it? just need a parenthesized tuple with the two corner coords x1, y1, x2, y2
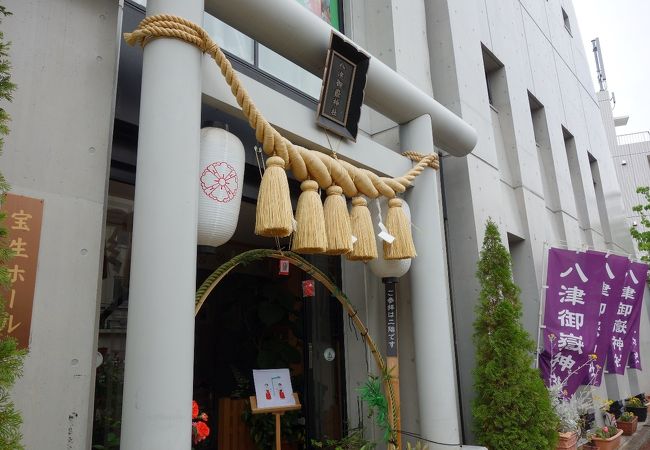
(607, 261, 647, 373)
(586, 253, 630, 385)
(627, 262, 647, 370)
(628, 328, 641, 370)
(540, 248, 605, 395)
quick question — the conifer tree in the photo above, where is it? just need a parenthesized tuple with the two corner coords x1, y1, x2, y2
(472, 220, 557, 449)
(0, 5, 26, 449)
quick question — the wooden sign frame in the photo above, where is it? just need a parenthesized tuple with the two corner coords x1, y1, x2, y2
(316, 32, 370, 141)
(250, 393, 302, 450)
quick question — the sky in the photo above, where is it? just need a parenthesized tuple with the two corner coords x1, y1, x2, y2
(573, 0, 650, 135)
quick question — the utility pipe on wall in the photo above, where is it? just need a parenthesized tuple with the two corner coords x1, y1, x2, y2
(204, 0, 477, 157)
(403, 115, 462, 449)
(119, 0, 203, 448)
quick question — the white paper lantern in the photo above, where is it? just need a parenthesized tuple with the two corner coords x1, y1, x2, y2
(368, 198, 412, 279)
(197, 127, 245, 247)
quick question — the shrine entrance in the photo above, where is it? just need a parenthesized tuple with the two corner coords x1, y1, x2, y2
(193, 216, 348, 449)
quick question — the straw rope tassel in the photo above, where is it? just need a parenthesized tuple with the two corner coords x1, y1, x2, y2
(291, 180, 327, 254)
(255, 156, 293, 237)
(347, 197, 378, 261)
(324, 185, 353, 255)
(384, 198, 416, 260)
(123, 17, 441, 206)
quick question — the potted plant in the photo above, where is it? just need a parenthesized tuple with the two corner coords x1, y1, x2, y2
(616, 411, 637, 436)
(549, 386, 579, 450)
(607, 400, 624, 419)
(587, 426, 623, 450)
(624, 397, 648, 422)
(546, 340, 603, 450)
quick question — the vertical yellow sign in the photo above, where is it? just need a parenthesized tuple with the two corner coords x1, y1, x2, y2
(1, 193, 44, 348)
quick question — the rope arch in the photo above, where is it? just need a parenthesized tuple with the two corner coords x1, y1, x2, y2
(194, 249, 398, 446)
(125, 14, 439, 201)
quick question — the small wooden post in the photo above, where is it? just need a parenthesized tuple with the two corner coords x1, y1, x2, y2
(250, 393, 302, 450)
(275, 413, 281, 450)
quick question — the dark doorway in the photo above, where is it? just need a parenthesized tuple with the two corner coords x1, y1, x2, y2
(193, 245, 346, 450)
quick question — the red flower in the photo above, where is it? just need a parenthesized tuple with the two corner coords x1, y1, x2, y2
(196, 421, 210, 440)
(192, 400, 199, 419)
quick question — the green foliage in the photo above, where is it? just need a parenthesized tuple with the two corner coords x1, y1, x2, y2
(405, 442, 429, 450)
(311, 428, 376, 450)
(0, 5, 23, 449)
(472, 220, 558, 450)
(0, 4, 14, 197)
(630, 186, 650, 262)
(91, 354, 123, 449)
(589, 425, 619, 440)
(91, 424, 120, 450)
(241, 407, 304, 450)
(618, 411, 635, 422)
(625, 397, 643, 408)
(358, 375, 392, 444)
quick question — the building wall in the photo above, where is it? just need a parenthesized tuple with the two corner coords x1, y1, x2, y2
(606, 127, 650, 396)
(2, 0, 647, 448)
(612, 133, 650, 231)
(425, 0, 639, 442)
(597, 92, 650, 399)
(1, 0, 119, 448)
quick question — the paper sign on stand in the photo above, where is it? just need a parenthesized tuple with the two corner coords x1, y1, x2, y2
(253, 369, 296, 409)
(251, 369, 302, 450)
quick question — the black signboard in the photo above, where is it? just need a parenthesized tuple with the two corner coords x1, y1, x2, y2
(317, 32, 370, 141)
(384, 280, 398, 357)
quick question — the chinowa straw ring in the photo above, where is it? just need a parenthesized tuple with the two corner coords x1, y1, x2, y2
(125, 15, 439, 260)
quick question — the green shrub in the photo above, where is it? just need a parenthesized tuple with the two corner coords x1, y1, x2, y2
(630, 186, 650, 262)
(472, 220, 558, 449)
(0, 5, 25, 449)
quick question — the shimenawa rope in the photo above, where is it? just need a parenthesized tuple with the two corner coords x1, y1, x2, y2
(125, 14, 437, 260)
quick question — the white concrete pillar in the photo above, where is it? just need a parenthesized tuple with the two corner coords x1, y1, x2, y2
(403, 115, 463, 449)
(120, 0, 203, 449)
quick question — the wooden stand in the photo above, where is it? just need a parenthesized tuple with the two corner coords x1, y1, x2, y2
(250, 393, 302, 450)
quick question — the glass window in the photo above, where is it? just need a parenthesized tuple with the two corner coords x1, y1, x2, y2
(127, 0, 342, 100)
(258, 45, 322, 98)
(203, 13, 255, 64)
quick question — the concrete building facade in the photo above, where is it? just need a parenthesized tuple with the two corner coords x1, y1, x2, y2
(1, 0, 647, 449)
(611, 130, 650, 254)
(430, 1, 648, 440)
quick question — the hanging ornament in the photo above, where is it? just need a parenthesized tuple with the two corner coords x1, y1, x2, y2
(383, 198, 416, 260)
(324, 185, 353, 255)
(369, 198, 412, 278)
(292, 180, 327, 254)
(255, 155, 294, 237)
(197, 126, 245, 247)
(347, 196, 378, 261)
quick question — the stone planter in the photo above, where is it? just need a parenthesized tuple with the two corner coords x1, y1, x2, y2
(617, 416, 638, 436)
(556, 431, 578, 450)
(589, 428, 623, 450)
